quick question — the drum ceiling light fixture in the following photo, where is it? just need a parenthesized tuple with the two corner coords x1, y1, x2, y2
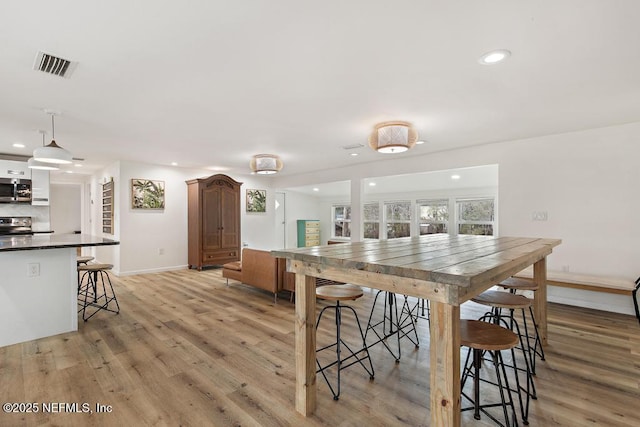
(250, 154, 283, 174)
(368, 121, 418, 154)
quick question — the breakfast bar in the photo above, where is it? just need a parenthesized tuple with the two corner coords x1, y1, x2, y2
(0, 233, 119, 348)
(273, 234, 561, 427)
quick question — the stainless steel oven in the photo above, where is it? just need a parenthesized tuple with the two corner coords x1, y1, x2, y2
(0, 217, 33, 235)
(0, 178, 32, 203)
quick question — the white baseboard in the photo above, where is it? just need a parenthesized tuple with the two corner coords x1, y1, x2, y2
(115, 264, 191, 276)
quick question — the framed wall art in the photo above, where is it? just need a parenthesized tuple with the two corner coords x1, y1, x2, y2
(246, 189, 266, 213)
(131, 179, 165, 209)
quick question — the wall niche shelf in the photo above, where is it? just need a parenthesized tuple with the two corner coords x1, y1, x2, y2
(102, 178, 114, 234)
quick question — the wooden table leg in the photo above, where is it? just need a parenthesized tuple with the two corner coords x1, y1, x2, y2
(295, 273, 317, 415)
(429, 301, 461, 427)
(533, 257, 548, 345)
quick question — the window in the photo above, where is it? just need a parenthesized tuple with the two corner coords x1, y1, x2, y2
(363, 202, 380, 239)
(332, 205, 351, 238)
(457, 198, 495, 235)
(385, 201, 411, 239)
(418, 199, 448, 235)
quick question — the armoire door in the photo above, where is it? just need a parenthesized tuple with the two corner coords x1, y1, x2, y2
(220, 185, 239, 249)
(202, 186, 222, 251)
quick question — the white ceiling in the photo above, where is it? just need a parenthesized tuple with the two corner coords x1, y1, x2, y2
(1, 1, 640, 179)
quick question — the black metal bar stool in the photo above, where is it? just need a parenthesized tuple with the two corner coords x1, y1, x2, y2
(460, 318, 521, 427)
(315, 284, 375, 400)
(472, 290, 537, 425)
(77, 263, 120, 321)
(500, 277, 545, 373)
(364, 291, 419, 362)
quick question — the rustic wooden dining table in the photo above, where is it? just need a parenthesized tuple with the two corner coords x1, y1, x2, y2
(273, 234, 561, 426)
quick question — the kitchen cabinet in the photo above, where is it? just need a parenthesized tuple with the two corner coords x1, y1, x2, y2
(0, 159, 30, 179)
(297, 219, 320, 247)
(31, 169, 50, 206)
(186, 174, 242, 270)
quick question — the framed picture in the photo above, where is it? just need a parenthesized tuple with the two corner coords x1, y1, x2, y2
(131, 179, 165, 209)
(246, 189, 267, 213)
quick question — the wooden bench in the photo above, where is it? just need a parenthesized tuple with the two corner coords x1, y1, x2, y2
(513, 269, 640, 324)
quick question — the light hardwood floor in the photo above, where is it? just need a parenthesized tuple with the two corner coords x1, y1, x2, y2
(1, 268, 638, 427)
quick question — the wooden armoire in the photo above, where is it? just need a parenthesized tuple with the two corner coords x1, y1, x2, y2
(186, 174, 242, 270)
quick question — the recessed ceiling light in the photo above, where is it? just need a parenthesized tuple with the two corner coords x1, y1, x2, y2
(171, 162, 178, 166)
(13, 143, 25, 148)
(350, 152, 358, 157)
(451, 174, 461, 180)
(313, 188, 319, 192)
(478, 49, 511, 65)
(74, 163, 82, 167)
(416, 140, 425, 145)
(369, 182, 376, 187)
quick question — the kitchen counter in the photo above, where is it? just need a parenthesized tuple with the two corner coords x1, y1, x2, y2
(0, 234, 120, 347)
(0, 233, 117, 251)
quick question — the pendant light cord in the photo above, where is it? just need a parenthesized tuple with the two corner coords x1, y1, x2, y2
(51, 114, 55, 139)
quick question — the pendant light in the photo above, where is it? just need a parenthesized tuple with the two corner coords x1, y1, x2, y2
(28, 130, 59, 170)
(33, 112, 73, 164)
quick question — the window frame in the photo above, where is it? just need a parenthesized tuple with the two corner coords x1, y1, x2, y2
(383, 200, 412, 239)
(331, 204, 352, 239)
(455, 197, 496, 236)
(417, 198, 449, 235)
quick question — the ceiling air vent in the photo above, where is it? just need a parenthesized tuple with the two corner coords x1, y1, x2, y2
(33, 51, 77, 78)
(342, 143, 364, 150)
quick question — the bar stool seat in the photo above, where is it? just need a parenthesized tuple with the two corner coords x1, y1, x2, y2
(77, 263, 120, 321)
(461, 319, 520, 426)
(500, 277, 539, 292)
(315, 284, 375, 400)
(76, 256, 95, 287)
(473, 290, 531, 310)
(76, 256, 95, 265)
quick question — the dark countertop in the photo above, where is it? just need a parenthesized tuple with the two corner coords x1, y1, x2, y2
(0, 233, 119, 252)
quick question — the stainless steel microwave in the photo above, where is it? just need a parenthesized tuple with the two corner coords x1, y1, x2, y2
(0, 177, 32, 203)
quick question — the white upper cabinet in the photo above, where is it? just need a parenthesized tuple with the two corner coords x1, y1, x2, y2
(0, 160, 30, 179)
(31, 168, 50, 206)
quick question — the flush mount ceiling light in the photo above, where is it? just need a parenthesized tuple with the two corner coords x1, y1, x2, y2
(28, 130, 59, 170)
(478, 49, 511, 65)
(368, 121, 418, 154)
(33, 112, 73, 164)
(250, 154, 283, 175)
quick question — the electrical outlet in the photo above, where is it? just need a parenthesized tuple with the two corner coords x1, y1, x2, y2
(28, 263, 40, 277)
(532, 211, 548, 221)
(158, 248, 164, 255)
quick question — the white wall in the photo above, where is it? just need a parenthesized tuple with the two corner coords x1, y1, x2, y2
(273, 122, 640, 316)
(239, 175, 278, 250)
(88, 161, 280, 274)
(50, 183, 81, 234)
